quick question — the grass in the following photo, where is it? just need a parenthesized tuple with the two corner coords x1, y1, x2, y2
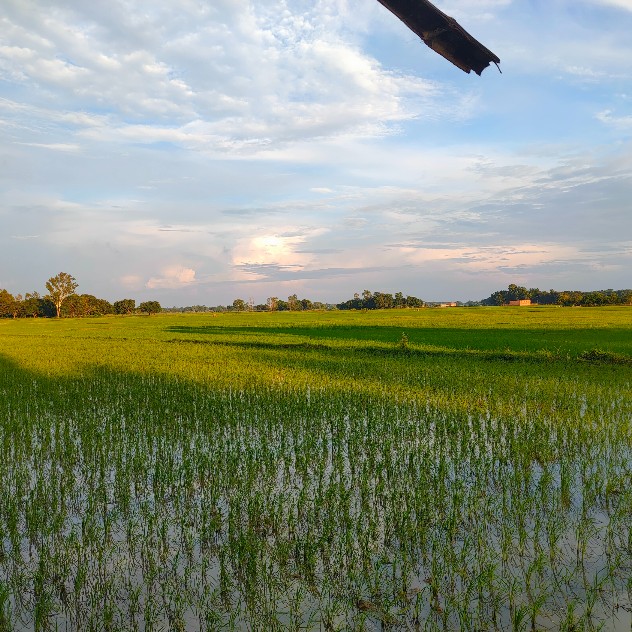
(0, 307, 631, 630)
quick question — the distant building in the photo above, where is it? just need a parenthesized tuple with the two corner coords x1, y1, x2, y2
(438, 302, 458, 308)
(508, 299, 531, 306)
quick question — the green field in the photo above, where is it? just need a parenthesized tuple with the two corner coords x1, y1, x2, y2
(1, 307, 631, 630)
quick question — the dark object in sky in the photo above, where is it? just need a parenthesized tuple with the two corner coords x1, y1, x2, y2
(376, 0, 500, 75)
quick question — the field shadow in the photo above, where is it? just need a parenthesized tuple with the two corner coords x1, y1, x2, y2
(165, 324, 632, 357)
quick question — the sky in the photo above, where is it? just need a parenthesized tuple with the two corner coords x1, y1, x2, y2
(1, 0, 631, 305)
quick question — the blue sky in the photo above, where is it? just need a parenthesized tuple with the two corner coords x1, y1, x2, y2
(1, 0, 631, 305)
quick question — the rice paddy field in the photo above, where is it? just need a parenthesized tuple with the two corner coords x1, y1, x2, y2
(0, 306, 631, 631)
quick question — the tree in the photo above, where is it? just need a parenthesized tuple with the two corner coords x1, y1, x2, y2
(287, 294, 301, 311)
(62, 294, 113, 317)
(507, 284, 530, 301)
(266, 297, 279, 311)
(114, 299, 136, 315)
(22, 292, 44, 318)
(61, 293, 87, 317)
(232, 298, 246, 312)
(374, 292, 394, 309)
(0, 289, 15, 318)
(45, 272, 78, 318)
(139, 301, 161, 315)
(406, 295, 424, 308)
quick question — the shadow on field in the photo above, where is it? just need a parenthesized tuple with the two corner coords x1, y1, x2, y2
(166, 336, 556, 364)
(165, 324, 632, 358)
(165, 336, 632, 385)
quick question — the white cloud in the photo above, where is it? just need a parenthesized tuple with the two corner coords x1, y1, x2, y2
(0, 0, 460, 153)
(587, 0, 632, 10)
(120, 274, 143, 290)
(146, 266, 197, 289)
(16, 142, 80, 151)
(232, 228, 329, 277)
(596, 109, 632, 129)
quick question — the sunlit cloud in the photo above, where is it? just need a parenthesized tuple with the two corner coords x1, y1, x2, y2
(146, 266, 197, 289)
(119, 275, 144, 290)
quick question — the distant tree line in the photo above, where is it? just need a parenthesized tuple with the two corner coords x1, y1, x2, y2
(4, 276, 631, 319)
(163, 290, 425, 313)
(336, 290, 424, 310)
(164, 295, 334, 313)
(0, 273, 162, 318)
(481, 284, 632, 307)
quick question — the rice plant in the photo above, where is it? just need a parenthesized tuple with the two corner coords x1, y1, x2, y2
(0, 308, 630, 630)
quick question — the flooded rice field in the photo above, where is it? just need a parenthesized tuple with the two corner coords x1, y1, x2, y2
(1, 311, 631, 630)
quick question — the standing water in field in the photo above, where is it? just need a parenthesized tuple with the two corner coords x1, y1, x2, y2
(1, 365, 630, 630)
(0, 309, 631, 630)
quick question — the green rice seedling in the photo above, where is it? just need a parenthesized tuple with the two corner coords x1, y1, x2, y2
(0, 308, 631, 629)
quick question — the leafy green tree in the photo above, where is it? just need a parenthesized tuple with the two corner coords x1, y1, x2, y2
(55, 294, 112, 318)
(139, 300, 161, 315)
(581, 291, 607, 307)
(489, 290, 508, 306)
(22, 292, 45, 317)
(45, 272, 78, 318)
(0, 289, 15, 318)
(406, 295, 424, 308)
(287, 294, 302, 311)
(61, 294, 87, 317)
(232, 298, 246, 312)
(507, 284, 530, 300)
(373, 292, 394, 309)
(114, 299, 136, 315)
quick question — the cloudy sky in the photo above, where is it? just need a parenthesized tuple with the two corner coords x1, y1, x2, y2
(1, 0, 631, 305)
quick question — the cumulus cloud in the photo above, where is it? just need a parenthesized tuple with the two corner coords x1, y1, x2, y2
(146, 266, 197, 289)
(0, 0, 449, 154)
(231, 228, 330, 279)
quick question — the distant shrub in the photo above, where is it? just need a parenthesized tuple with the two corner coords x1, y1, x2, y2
(398, 332, 409, 350)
